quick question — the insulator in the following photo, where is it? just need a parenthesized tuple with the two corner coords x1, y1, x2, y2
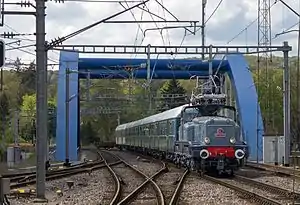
(20, 1, 31, 7)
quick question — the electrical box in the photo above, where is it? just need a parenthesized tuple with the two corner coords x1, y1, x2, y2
(263, 135, 285, 164)
(2, 178, 10, 195)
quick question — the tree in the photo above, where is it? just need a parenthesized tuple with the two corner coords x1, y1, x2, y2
(0, 91, 10, 122)
(159, 78, 187, 111)
(15, 60, 36, 105)
(80, 120, 98, 145)
(19, 94, 57, 142)
(19, 94, 36, 142)
(48, 101, 57, 140)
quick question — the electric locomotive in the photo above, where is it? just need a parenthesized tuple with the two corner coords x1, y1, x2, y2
(177, 101, 248, 175)
(115, 75, 248, 175)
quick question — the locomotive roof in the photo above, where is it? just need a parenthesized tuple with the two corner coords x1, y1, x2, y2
(116, 104, 191, 130)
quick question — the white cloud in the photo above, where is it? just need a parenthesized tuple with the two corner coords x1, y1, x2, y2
(0, 0, 299, 66)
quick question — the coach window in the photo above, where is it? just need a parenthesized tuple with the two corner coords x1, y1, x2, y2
(150, 124, 154, 135)
(164, 121, 168, 135)
(140, 126, 143, 135)
(160, 122, 164, 135)
(159, 122, 162, 135)
(165, 121, 169, 135)
(156, 123, 159, 135)
(168, 120, 172, 135)
(162, 122, 166, 135)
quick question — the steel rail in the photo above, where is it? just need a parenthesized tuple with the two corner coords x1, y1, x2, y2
(101, 151, 166, 205)
(8, 160, 105, 183)
(98, 152, 121, 205)
(234, 175, 300, 200)
(4, 147, 103, 180)
(201, 174, 282, 205)
(10, 161, 122, 189)
(169, 169, 189, 205)
(116, 164, 166, 205)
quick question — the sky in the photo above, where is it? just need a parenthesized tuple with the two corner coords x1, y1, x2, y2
(1, 0, 300, 69)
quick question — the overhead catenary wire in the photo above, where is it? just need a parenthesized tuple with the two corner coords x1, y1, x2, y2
(159, 0, 171, 46)
(47, 0, 149, 49)
(3, 23, 60, 63)
(205, 0, 223, 24)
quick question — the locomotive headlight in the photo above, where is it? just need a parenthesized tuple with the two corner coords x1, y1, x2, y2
(230, 137, 236, 144)
(204, 137, 210, 144)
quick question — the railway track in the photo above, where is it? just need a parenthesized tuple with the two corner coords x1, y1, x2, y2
(100, 150, 166, 205)
(168, 169, 189, 205)
(200, 173, 300, 205)
(8, 160, 104, 184)
(5, 147, 103, 184)
(8, 149, 115, 194)
(118, 150, 300, 204)
(99, 150, 192, 205)
(98, 151, 122, 205)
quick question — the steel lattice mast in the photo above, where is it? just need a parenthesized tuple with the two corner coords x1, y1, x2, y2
(257, 0, 272, 162)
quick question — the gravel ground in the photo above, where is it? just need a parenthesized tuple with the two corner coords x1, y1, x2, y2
(179, 174, 255, 205)
(111, 163, 145, 202)
(253, 176, 300, 192)
(130, 185, 157, 205)
(238, 167, 300, 193)
(221, 177, 293, 205)
(8, 168, 113, 205)
(78, 149, 100, 162)
(112, 150, 162, 177)
(155, 166, 185, 204)
(112, 150, 166, 204)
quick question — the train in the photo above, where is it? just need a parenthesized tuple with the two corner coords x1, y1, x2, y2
(115, 100, 249, 175)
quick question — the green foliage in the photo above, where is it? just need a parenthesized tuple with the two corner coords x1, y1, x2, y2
(0, 91, 10, 121)
(14, 59, 36, 105)
(80, 120, 98, 145)
(19, 93, 57, 142)
(48, 101, 57, 139)
(159, 78, 187, 110)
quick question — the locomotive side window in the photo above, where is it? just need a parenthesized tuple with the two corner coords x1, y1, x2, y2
(193, 125, 199, 142)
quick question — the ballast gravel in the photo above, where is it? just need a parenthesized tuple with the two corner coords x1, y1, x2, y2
(238, 167, 300, 193)
(179, 174, 255, 205)
(112, 150, 163, 177)
(8, 168, 113, 205)
(110, 163, 145, 202)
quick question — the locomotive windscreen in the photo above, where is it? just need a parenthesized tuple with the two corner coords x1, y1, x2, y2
(183, 104, 236, 122)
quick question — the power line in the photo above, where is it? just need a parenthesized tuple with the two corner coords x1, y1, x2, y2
(226, 0, 278, 44)
(6, 44, 35, 51)
(47, 0, 149, 49)
(205, 0, 223, 24)
(3, 24, 59, 63)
